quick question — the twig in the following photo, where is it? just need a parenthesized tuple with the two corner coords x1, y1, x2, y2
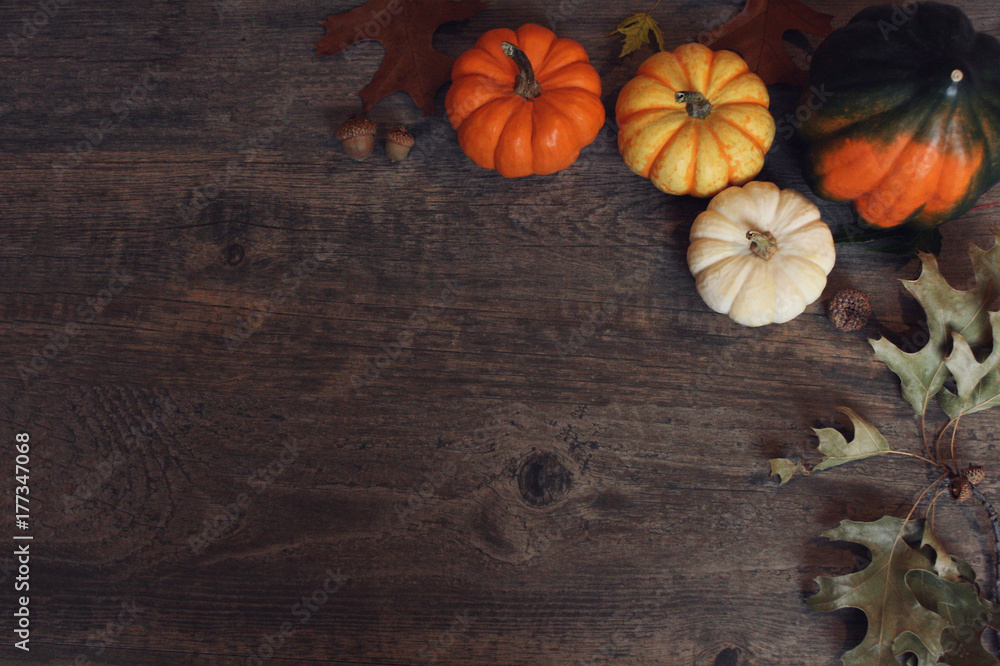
(971, 485, 1000, 604)
(970, 484, 1000, 656)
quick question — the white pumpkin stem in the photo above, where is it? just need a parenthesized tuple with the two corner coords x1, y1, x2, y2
(502, 42, 542, 100)
(747, 230, 778, 261)
(676, 91, 712, 119)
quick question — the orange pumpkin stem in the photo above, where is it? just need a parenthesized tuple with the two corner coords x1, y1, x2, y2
(676, 91, 712, 120)
(501, 41, 542, 100)
(747, 230, 778, 261)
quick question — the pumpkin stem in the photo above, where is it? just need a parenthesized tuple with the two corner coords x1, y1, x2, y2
(747, 230, 778, 261)
(676, 91, 712, 119)
(502, 42, 542, 100)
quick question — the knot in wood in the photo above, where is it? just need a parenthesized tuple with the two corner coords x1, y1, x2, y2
(714, 647, 749, 666)
(225, 243, 245, 266)
(517, 451, 572, 507)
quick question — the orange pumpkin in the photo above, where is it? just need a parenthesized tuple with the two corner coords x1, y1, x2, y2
(616, 43, 776, 198)
(446, 24, 605, 178)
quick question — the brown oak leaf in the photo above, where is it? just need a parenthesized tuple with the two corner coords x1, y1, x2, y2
(707, 0, 835, 86)
(316, 0, 486, 115)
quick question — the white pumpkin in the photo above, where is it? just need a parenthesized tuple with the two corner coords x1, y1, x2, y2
(687, 181, 835, 327)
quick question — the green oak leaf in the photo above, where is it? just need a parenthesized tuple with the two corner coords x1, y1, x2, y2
(939, 312, 1000, 419)
(812, 407, 890, 472)
(870, 231, 1000, 416)
(810, 517, 949, 665)
(906, 569, 1000, 666)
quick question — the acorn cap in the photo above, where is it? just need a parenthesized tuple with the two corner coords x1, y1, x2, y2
(828, 288, 872, 331)
(963, 464, 986, 485)
(386, 126, 414, 148)
(335, 117, 377, 141)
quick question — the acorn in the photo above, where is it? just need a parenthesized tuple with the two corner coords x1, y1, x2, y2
(335, 117, 377, 161)
(827, 288, 872, 331)
(963, 464, 986, 485)
(951, 476, 973, 502)
(385, 125, 414, 162)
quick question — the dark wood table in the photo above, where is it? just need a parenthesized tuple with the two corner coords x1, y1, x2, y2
(3, 0, 999, 663)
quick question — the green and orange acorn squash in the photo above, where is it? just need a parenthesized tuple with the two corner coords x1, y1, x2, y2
(800, 2, 1000, 229)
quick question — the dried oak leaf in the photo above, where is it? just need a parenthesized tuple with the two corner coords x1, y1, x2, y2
(708, 0, 835, 86)
(769, 407, 889, 485)
(871, 230, 1000, 418)
(810, 517, 950, 665)
(316, 0, 486, 115)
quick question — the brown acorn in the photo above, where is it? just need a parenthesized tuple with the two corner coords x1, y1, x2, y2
(827, 288, 872, 331)
(950, 476, 973, 502)
(385, 126, 414, 163)
(335, 117, 377, 161)
(963, 464, 986, 485)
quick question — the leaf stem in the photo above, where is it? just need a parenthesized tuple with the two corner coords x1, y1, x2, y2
(887, 473, 952, 593)
(949, 414, 963, 472)
(887, 449, 949, 471)
(934, 418, 960, 470)
(925, 484, 949, 533)
(920, 412, 933, 462)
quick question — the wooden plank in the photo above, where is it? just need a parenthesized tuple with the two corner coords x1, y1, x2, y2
(1, 0, 999, 663)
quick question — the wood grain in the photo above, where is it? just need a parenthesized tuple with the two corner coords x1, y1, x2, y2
(1, 0, 999, 663)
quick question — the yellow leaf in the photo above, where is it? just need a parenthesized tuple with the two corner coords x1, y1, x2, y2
(610, 11, 665, 58)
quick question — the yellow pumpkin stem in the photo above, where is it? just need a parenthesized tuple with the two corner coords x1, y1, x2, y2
(676, 91, 712, 119)
(501, 42, 542, 100)
(747, 230, 778, 260)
